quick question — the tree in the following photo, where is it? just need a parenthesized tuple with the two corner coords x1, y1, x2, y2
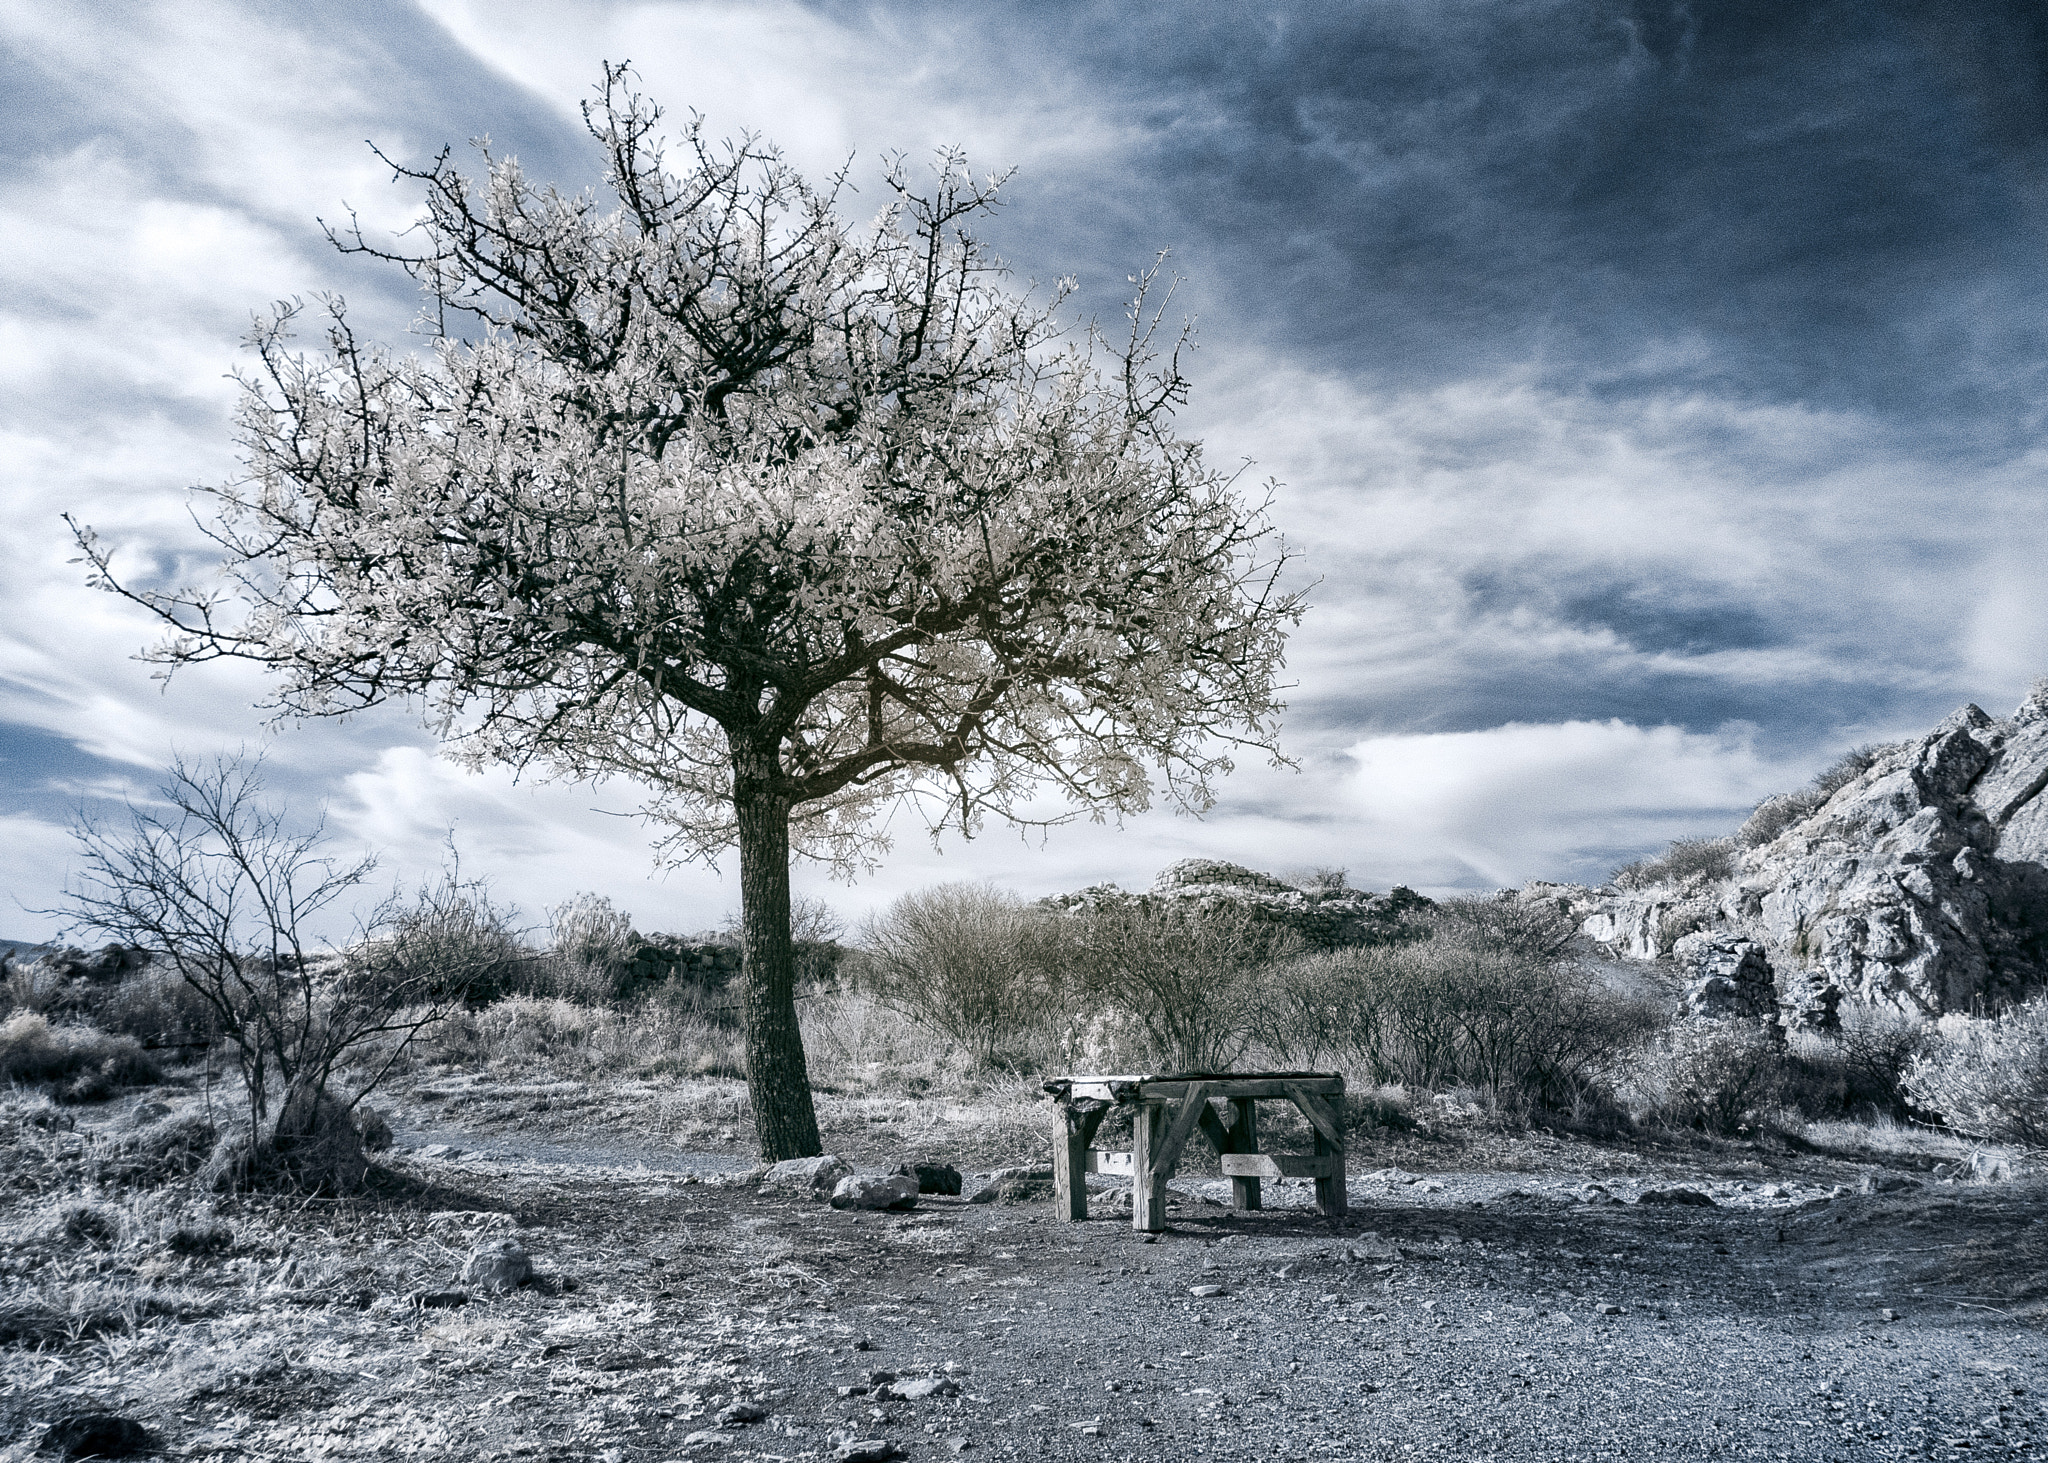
(54, 757, 479, 1187)
(72, 68, 1303, 1159)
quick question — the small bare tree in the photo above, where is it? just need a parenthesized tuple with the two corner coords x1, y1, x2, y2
(55, 757, 475, 1187)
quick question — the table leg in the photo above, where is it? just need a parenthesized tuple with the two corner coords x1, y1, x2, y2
(1052, 1101, 1109, 1222)
(1310, 1095, 1348, 1220)
(1131, 1101, 1169, 1233)
(1228, 1097, 1262, 1211)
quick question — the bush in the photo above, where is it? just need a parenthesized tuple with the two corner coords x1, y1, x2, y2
(856, 883, 1070, 1072)
(1903, 1000, 2048, 1145)
(1611, 836, 1737, 891)
(1250, 901, 1654, 1112)
(1811, 744, 1883, 799)
(1737, 791, 1823, 849)
(0, 1013, 162, 1101)
(1066, 898, 1302, 1072)
(356, 869, 528, 1008)
(1645, 1018, 1783, 1134)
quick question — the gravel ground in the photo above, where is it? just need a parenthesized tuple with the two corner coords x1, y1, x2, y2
(5, 1094, 2045, 1462)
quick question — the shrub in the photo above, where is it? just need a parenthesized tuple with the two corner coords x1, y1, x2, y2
(1646, 1018, 1783, 1134)
(357, 868, 528, 1008)
(1811, 744, 1883, 799)
(1903, 999, 2048, 1145)
(0, 1013, 162, 1101)
(856, 883, 1070, 1072)
(1066, 898, 1302, 1072)
(1610, 836, 1737, 891)
(1737, 791, 1823, 849)
(1251, 904, 1654, 1112)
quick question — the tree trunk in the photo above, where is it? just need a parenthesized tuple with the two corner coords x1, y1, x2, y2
(734, 781, 824, 1160)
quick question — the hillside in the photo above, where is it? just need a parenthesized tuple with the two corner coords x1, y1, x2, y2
(1524, 685, 2048, 1022)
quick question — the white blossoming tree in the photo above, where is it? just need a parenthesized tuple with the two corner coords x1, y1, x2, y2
(75, 68, 1302, 1158)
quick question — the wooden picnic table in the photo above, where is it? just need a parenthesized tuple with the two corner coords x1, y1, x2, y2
(1041, 1071, 1347, 1231)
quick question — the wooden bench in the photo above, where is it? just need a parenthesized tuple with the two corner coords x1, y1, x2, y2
(1042, 1072, 1347, 1231)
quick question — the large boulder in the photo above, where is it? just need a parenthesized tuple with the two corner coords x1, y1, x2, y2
(1672, 934, 1776, 1020)
(760, 1154, 852, 1197)
(829, 1174, 919, 1211)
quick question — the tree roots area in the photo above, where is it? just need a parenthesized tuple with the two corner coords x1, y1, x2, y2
(3, 1092, 2044, 1463)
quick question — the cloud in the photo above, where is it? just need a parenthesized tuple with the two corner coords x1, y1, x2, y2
(1338, 718, 1798, 890)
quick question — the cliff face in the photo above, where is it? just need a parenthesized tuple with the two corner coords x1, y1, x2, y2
(1525, 691, 2048, 1020)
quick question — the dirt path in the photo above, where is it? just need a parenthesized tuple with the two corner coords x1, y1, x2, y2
(7, 1095, 2045, 1462)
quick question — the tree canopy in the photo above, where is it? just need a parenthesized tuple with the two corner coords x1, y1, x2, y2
(76, 67, 1304, 1157)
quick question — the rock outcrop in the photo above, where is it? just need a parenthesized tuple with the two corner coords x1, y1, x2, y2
(1528, 688, 2048, 1018)
(1039, 859, 1432, 949)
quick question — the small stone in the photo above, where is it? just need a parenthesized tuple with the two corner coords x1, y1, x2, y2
(763, 1154, 854, 1196)
(38, 1415, 155, 1459)
(416, 1143, 463, 1161)
(897, 1161, 964, 1196)
(1881, 1308, 1901, 1322)
(1596, 1303, 1623, 1316)
(891, 1376, 961, 1400)
(718, 1401, 769, 1425)
(852, 1336, 878, 1351)
(462, 1238, 532, 1294)
(1189, 1284, 1227, 1298)
(1081, 1422, 1103, 1436)
(833, 1440, 900, 1462)
(408, 1289, 469, 1309)
(831, 1174, 920, 1212)
(1139, 1233, 1159, 1245)
(684, 1429, 739, 1447)
(837, 1385, 870, 1398)
(943, 1438, 971, 1453)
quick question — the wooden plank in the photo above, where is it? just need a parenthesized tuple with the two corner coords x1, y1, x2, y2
(1083, 1150, 1134, 1176)
(1196, 1105, 1233, 1156)
(1220, 1152, 1340, 1180)
(1129, 1076, 1343, 1103)
(1284, 1084, 1345, 1147)
(1131, 1102, 1170, 1233)
(1228, 1096, 1261, 1211)
(1151, 1082, 1216, 1182)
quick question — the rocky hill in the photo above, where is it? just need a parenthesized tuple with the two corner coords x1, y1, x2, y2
(1039, 858, 1433, 949)
(1523, 686, 2048, 1023)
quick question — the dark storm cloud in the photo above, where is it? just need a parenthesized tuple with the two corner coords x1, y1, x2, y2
(977, 1, 2048, 437)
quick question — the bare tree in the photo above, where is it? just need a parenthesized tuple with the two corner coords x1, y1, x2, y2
(55, 757, 473, 1186)
(70, 67, 1302, 1158)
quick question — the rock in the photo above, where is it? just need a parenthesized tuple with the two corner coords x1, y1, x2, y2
(833, 1440, 900, 1462)
(1862, 1173, 1921, 1195)
(416, 1143, 464, 1161)
(1881, 1307, 1901, 1322)
(462, 1238, 532, 1293)
(37, 1415, 155, 1459)
(122, 1100, 172, 1129)
(717, 1401, 769, 1425)
(967, 1166, 1057, 1204)
(1522, 689, 2048, 1017)
(762, 1154, 853, 1196)
(1189, 1284, 1227, 1298)
(896, 1161, 963, 1196)
(683, 1428, 740, 1447)
(1971, 1152, 2015, 1183)
(1671, 933, 1777, 1020)
(1636, 1187, 1716, 1207)
(831, 1174, 919, 1211)
(1596, 1303, 1623, 1316)
(886, 1376, 961, 1401)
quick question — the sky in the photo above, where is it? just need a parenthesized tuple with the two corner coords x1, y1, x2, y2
(3, 1, 2045, 944)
